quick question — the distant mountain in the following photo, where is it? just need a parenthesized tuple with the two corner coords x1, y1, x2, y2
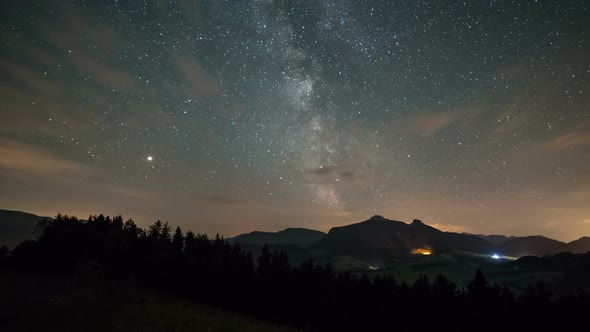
(0, 209, 46, 248)
(229, 228, 326, 248)
(499, 236, 568, 257)
(477, 235, 590, 256)
(476, 234, 515, 245)
(311, 215, 496, 259)
(568, 236, 590, 253)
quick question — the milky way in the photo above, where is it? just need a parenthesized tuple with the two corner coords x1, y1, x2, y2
(0, 1, 589, 241)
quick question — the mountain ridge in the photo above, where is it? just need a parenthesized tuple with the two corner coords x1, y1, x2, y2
(311, 215, 496, 258)
(228, 227, 326, 248)
(3, 209, 590, 257)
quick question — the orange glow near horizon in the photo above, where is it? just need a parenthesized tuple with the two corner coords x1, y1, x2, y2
(411, 248, 432, 255)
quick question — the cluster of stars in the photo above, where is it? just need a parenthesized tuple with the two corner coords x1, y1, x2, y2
(0, 0, 588, 240)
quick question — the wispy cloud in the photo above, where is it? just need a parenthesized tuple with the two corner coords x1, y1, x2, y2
(546, 123, 590, 150)
(192, 193, 249, 206)
(0, 139, 95, 177)
(410, 111, 459, 137)
(41, 10, 132, 90)
(306, 165, 355, 184)
(0, 60, 62, 97)
(68, 51, 132, 89)
(426, 222, 471, 234)
(176, 55, 220, 97)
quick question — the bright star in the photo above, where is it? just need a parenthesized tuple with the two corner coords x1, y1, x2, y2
(147, 156, 153, 161)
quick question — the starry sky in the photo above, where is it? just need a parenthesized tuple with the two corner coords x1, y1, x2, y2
(1, 0, 589, 241)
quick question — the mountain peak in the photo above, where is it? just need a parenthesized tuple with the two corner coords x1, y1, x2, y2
(313, 214, 493, 257)
(368, 215, 387, 222)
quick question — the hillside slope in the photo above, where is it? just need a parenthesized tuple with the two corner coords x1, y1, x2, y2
(500, 236, 568, 256)
(0, 209, 46, 247)
(0, 267, 295, 332)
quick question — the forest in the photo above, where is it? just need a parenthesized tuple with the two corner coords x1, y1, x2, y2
(3, 214, 589, 331)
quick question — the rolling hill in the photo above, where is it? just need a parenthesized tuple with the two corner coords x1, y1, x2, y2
(477, 234, 515, 245)
(229, 227, 325, 248)
(567, 236, 590, 253)
(497, 236, 590, 257)
(480, 235, 590, 256)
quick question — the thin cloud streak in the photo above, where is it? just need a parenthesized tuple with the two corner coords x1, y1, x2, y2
(0, 139, 95, 177)
(546, 124, 590, 151)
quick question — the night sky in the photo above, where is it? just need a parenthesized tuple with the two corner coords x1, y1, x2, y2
(1, 0, 589, 241)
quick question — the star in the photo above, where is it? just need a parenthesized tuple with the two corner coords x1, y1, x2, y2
(0, 0, 587, 242)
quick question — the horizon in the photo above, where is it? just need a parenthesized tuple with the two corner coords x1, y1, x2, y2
(3, 207, 587, 243)
(1, 1, 589, 243)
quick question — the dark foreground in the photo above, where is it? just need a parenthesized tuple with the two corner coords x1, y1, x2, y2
(0, 267, 294, 332)
(3, 214, 590, 331)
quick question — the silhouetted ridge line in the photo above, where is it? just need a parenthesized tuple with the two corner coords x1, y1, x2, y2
(312, 215, 494, 258)
(2, 213, 590, 331)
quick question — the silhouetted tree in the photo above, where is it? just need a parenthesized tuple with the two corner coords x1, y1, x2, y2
(161, 222, 172, 242)
(466, 268, 491, 305)
(123, 218, 138, 235)
(432, 273, 457, 300)
(499, 284, 515, 305)
(5, 212, 590, 332)
(148, 220, 163, 239)
(0, 245, 8, 257)
(520, 280, 552, 311)
(257, 243, 272, 278)
(412, 274, 431, 300)
(172, 226, 184, 253)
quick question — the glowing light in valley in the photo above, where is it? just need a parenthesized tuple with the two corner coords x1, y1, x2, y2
(491, 254, 500, 260)
(411, 248, 432, 256)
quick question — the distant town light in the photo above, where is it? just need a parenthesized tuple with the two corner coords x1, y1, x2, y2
(491, 254, 500, 260)
(411, 248, 432, 256)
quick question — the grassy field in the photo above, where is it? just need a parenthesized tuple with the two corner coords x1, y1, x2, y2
(0, 268, 297, 332)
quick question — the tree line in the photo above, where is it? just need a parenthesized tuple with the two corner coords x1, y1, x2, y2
(4, 214, 589, 331)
